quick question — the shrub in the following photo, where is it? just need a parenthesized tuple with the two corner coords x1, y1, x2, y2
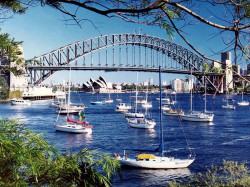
(168, 161, 250, 187)
(0, 119, 121, 186)
(9, 90, 22, 99)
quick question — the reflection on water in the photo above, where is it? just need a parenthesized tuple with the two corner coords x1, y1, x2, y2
(114, 167, 191, 187)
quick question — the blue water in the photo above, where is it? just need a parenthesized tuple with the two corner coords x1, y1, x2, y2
(0, 93, 249, 186)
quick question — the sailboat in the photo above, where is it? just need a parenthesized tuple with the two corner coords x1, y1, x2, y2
(54, 68, 92, 134)
(237, 91, 249, 106)
(142, 83, 152, 108)
(125, 72, 145, 118)
(115, 66, 195, 169)
(91, 93, 105, 105)
(104, 93, 114, 103)
(181, 70, 214, 122)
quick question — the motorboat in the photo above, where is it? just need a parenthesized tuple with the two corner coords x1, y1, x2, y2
(115, 103, 131, 113)
(11, 98, 31, 106)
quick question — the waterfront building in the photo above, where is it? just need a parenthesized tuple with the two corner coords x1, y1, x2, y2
(82, 76, 122, 93)
(171, 79, 183, 92)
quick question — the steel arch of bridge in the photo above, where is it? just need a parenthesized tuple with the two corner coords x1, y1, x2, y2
(27, 33, 218, 87)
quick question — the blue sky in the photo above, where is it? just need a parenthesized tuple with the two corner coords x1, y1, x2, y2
(2, 3, 243, 85)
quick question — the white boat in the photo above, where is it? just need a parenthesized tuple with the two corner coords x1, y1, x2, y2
(181, 111, 214, 122)
(142, 102, 152, 108)
(125, 112, 145, 118)
(238, 101, 249, 106)
(54, 67, 92, 134)
(91, 101, 105, 105)
(115, 66, 195, 169)
(55, 116, 92, 134)
(181, 70, 214, 122)
(104, 93, 114, 103)
(115, 103, 131, 113)
(59, 104, 85, 111)
(127, 118, 156, 129)
(222, 97, 236, 109)
(11, 98, 31, 106)
(56, 109, 80, 115)
(162, 105, 170, 111)
(222, 104, 236, 109)
(163, 108, 184, 116)
(237, 91, 249, 106)
(125, 73, 144, 119)
(91, 93, 105, 105)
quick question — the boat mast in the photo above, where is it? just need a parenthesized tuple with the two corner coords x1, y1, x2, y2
(159, 66, 163, 156)
(190, 67, 193, 113)
(67, 67, 72, 115)
(204, 75, 207, 113)
(135, 72, 138, 113)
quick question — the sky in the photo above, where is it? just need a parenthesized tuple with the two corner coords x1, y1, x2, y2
(1, 2, 245, 85)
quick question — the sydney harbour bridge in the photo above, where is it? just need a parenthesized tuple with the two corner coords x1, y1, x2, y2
(25, 33, 232, 93)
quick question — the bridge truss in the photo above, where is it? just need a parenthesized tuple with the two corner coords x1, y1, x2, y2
(26, 33, 222, 91)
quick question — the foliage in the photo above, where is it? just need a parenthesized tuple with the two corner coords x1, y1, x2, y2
(21, 0, 249, 64)
(9, 90, 22, 99)
(0, 119, 121, 186)
(168, 160, 250, 187)
(0, 32, 25, 76)
(0, 0, 26, 23)
(0, 76, 9, 100)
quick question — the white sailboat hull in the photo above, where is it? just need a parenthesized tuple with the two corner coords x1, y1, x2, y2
(163, 112, 183, 117)
(55, 123, 92, 134)
(181, 113, 214, 122)
(237, 101, 249, 106)
(104, 99, 113, 103)
(222, 104, 236, 109)
(142, 103, 152, 108)
(128, 118, 156, 129)
(117, 156, 194, 169)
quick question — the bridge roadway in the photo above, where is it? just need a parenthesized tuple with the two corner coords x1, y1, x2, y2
(25, 66, 220, 76)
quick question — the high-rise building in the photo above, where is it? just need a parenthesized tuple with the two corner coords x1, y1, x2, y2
(171, 79, 183, 92)
(221, 52, 233, 91)
(149, 77, 153, 85)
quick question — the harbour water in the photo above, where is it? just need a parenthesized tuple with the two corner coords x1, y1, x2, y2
(0, 93, 249, 186)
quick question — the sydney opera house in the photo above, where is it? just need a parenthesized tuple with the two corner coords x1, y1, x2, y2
(82, 76, 122, 93)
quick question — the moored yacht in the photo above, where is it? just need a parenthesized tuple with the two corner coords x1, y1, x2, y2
(11, 98, 31, 106)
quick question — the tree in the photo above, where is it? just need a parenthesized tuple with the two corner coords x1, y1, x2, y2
(0, 76, 9, 100)
(0, 1, 26, 24)
(0, 1, 26, 76)
(0, 119, 121, 186)
(19, 0, 249, 65)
